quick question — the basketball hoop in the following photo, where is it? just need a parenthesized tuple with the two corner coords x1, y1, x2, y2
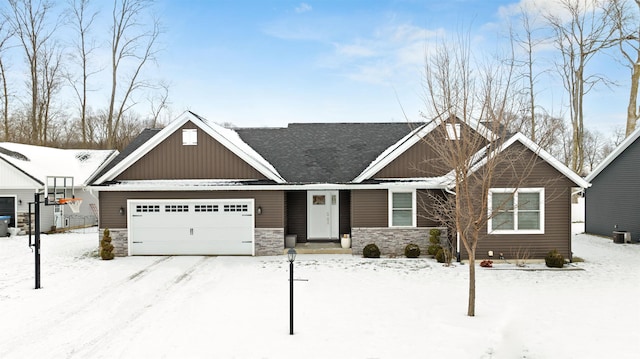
(59, 198, 83, 214)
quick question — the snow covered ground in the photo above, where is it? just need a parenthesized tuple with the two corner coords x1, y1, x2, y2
(0, 226, 638, 359)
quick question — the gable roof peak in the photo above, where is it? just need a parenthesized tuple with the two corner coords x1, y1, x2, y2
(585, 125, 640, 182)
(93, 111, 285, 184)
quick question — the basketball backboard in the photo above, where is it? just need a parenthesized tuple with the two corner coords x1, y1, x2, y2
(44, 176, 75, 205)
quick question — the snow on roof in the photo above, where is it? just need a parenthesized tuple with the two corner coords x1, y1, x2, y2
(352, 117, 496, 183)
(442, 133, 590, 189)
(190, 112, 285, 183)
(0, 142, 118, 186)
(94, 111, 285, 184)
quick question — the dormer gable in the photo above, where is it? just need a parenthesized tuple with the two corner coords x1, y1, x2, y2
(353, 117, 493, 182)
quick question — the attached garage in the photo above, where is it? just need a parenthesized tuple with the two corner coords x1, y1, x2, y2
(0, 196, 16, 227)
(128, 199, 255, 255)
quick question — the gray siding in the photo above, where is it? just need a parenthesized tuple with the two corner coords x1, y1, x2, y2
(586, 136, 640, 240)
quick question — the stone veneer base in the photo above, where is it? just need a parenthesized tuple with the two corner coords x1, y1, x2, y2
(99, 227, 285, 257)
(351, 227, 448, 257)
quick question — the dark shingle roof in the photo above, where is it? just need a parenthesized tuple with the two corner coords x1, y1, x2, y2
(236, 122, 423, 183)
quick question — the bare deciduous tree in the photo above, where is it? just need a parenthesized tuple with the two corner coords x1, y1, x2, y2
(5, 0, 61, 145)
(512, 7, 548, 142)
(147, 79, 169, 128)
(545, 0, 617, 173)
(37, 42, 63, 144)
(66, 0, 100, 146)
(421, 35, 545, 316)
(0, 22, 13, 141)
(611, 0, 640, 136)
(106, 0, 160, 149)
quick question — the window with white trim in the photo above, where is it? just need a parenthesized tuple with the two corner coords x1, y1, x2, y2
(446, 123, 461, 140)
(182, 129, 197, 145)
(488, 188, 544, 234)
(389, 190, 416, 227)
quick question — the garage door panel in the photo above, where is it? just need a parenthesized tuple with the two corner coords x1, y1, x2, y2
(128, 199, 255, 256)
(131, 239, 253, 255)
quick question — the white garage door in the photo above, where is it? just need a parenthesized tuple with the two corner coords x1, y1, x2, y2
(128, 199, 254, 255)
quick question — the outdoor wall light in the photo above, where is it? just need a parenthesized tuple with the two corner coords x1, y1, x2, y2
(257, 206, 262, 215)
(18, 199, 22, 205)
(119, 207, 125, 215)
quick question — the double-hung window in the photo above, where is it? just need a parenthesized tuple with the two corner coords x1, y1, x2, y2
(488, 188, 544, 234)
(389, 190, 416, 227)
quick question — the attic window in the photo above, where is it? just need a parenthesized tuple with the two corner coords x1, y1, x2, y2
(182, 129, 198, 145)
(446, 123, 460, 140)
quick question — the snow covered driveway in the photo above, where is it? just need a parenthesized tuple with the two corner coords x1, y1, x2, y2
(0, 228, 639, 358)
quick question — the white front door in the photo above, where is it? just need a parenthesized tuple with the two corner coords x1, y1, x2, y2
(54, 205, 63, 228)
(307, 191, 339, 240)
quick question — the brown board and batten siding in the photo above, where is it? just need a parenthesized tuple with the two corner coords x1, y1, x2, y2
(351, 189, 387, 227)
(351, 189, 443, 228)
(373, 121, 488, 179)
(459, 143, 575, 260)
(99, 190, 285, 229)
(417, 190, 444, 227)
(116, 121, 268, 181)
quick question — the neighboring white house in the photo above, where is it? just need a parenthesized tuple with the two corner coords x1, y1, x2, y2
(0, 143, 118, 234)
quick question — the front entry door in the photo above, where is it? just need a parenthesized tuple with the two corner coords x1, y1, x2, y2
(307, 191, 339, 240)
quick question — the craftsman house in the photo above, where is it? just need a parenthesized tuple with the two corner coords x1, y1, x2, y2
(88, 111, 588, 259)
(585, 126, 640, 242)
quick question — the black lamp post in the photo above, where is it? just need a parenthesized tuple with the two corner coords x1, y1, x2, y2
(287, 248, 297, 335)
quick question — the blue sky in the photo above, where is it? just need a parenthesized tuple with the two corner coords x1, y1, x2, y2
(151, 0, 629, 134)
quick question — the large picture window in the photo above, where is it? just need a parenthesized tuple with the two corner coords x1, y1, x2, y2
(488, 188, 544, 234)
(389, 190, 416, 227)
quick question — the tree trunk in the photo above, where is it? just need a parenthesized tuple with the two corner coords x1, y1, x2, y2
(625, 60, 639, 136)
(467, 251, 476, 317)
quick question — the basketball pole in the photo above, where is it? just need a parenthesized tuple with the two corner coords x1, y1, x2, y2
(30, 192, 42, 289)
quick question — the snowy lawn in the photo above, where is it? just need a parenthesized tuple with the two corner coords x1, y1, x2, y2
(1, 227, 638, 359)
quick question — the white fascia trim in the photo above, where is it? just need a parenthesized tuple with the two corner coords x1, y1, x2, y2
(388, 188, 417, 227)
(585, 126, 640, 182)
(353, 122, 435, 183)
(94, 112, 191, 184)
(88, 180, 450, 192)
(83, 150, 120, 186)
(195, 116, 285, 183)
(353, 117, 497, 184)
(452, 133, 590, 189)
(94, 112, 285, 184)
(508, 133, 590, 188)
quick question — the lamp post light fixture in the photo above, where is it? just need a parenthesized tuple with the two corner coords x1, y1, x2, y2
(287, 248, 297, 335)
